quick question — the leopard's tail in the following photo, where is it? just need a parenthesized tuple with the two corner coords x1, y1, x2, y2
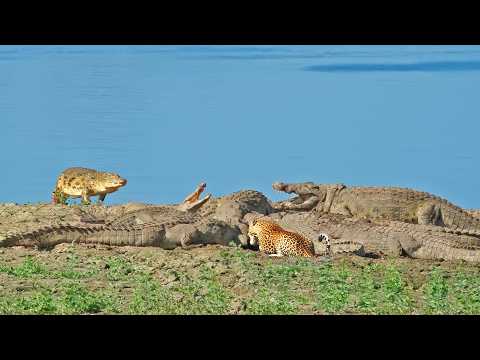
(318, 233, 331, 256)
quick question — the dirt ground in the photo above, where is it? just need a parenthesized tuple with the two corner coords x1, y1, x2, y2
(1, 243, 479, 315)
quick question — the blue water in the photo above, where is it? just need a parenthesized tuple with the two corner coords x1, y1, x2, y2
(1, 45, 480, 208)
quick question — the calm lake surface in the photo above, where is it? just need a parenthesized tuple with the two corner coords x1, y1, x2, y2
(1, 45, 480, 208)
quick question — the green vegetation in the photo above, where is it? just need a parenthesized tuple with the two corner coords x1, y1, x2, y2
(0, 256, 48, 278)
(0, 246, 480, 314)
(51, 189, 98, 206)
(128, 266, 232, 314)
(52, 189, 69, 205)
(422, 267, 480, 314)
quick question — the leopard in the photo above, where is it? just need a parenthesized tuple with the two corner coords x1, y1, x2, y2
(247, 218, 322, 258)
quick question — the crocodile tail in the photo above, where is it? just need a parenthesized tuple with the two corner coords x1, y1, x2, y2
(1, 224, 99, 248)
(2, 222, 168, 249)
(2, 225, 52, 247)
(442, 227, 480, 238)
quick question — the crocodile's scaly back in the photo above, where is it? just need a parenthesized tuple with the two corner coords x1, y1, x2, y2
(273, 182, 480, 236)
(2, 222, 167, 249)
(106, 205, 195, 227)
(331, 186, 440, 221)
(333, 186, 480, 235)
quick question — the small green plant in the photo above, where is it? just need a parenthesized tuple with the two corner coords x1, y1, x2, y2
(244, 261, 307, 314)
(59, 282, 113, 314)
(128, 266, 233, 315)
(379, 265, 413, 314)
(354, 263, 382, 313)
(105, 256, 135, 281)
(128, 272, 168, 314)
(0, 256, 47, 278)
(53, 255, 98, 280)
(167, 266, 232, 314)
(423, 267, 451, 314)
(312, 262, 353, 313)
(53, 190, 69, 205)
(246, 287, 300, 314)
(450, 271, 480, 314)
(14, 290, 58, 314)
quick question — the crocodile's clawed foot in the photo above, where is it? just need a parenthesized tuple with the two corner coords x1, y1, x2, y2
(177, 182, 211, 212)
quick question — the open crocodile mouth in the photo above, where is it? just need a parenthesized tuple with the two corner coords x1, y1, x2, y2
(105, 178, 127, 191)
(190, 182, 207, 202)
(272, 181, 301, 202)
(272, 182, 287, 192)
(177, 181, 211, 211)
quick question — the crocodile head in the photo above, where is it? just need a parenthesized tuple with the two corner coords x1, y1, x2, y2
(272, 182, 288, 192)
(176, 182, 211, 212)
(272, 182, 346, 211)
(95, 172, 128, 194)
(272, 181, 328, 201)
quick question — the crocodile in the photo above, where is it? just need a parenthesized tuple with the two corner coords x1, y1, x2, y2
(1, 190, 273, 250)
(253, 210, 480, 262)
(52, 167, 127, 205)
(4, 186, 480, 262)
(272, 181, 480, 236)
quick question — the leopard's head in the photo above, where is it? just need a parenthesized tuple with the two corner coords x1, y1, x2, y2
(247, 218, 283, 246)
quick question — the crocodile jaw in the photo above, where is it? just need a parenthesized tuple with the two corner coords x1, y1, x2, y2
(177, 182, 211, 212)
(104, 178, 127, 192)
(177, 194, 211, 212)
(272, 182, 287, 192)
